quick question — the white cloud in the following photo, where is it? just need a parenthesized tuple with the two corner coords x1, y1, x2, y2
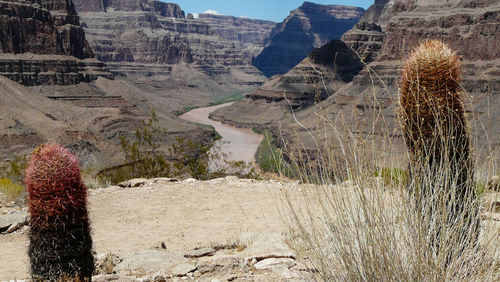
(192, 13, 199, 18)
(203, 9, 219, 15)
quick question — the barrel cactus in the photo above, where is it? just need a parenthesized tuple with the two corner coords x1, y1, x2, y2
(399, 40, 479, 251)
(26, 144, 94, 281)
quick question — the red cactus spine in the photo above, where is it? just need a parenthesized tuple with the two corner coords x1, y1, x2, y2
(26, 144, 94, 281)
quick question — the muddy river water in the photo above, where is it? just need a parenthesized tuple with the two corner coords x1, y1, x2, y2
(179, 102, 263, 163)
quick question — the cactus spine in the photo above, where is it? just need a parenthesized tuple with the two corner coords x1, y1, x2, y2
(26, 144, 94, 281)
(399, 40, 479, 252)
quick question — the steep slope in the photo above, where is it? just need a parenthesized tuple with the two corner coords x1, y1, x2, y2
(215, 0, 500, 163)
(211, 40, 364, 128)
(252, 2, 364, 77)
(0, 0, 113, 85)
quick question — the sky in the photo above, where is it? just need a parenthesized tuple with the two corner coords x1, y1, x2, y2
(164, 1, 375, 22)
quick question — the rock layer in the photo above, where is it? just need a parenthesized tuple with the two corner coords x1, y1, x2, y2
(0, 0, 112, 85)
(252, 2, 365, 77)
(247, 40, 363, 109)
(197, 13, 276, 59)
(73, 0, 273, 85)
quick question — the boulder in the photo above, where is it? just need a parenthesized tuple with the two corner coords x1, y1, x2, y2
(0, 211, 28, 234)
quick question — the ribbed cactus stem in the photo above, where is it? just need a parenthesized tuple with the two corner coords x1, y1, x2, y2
(26, 144, 94, 281)
(399, 40, 478, 254)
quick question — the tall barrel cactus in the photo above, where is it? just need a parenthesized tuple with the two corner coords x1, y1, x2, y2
(399, 40, 479, 252)
(26, 144, 94, 281)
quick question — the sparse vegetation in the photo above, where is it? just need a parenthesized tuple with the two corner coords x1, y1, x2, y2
(108, 110, 259, 183)
(209, 90, 246, 106)
(255, 130, 298, 178)
(174, 106, 200, 116)
(0, 156, 27, 202)
(0, 178, 24, 201)
(119, 110, 171, 180)
(374, 167, 409, 187)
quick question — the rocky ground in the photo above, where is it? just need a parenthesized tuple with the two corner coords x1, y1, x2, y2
(0, 177, 314, 281)
(1, 176, 498, 281)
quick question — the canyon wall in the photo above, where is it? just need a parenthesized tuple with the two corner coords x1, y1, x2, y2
(0, 0, 112, 85)
(252, 2, 365, 77)
(73, 0, 274, 85)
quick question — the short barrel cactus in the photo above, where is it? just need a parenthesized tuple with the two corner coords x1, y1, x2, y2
(26, 144, 94, 281)
(399, 40, 479, 252)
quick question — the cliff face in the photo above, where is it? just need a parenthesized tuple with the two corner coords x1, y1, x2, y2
(73, 0, 272, 84)
(73, 0, 184, 17)
(341, 0, 392, 63)
(252, 2, 365, 77)
(197, 13, 275, 47)
(0, 0, 93, 58)
(0, 0, 112, 85)
(196, 13, 276, 60)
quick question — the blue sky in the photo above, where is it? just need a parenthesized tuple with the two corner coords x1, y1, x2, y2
(164, 1, 374, 22)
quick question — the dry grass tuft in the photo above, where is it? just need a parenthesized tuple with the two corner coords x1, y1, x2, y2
(276, 41, 499, 281)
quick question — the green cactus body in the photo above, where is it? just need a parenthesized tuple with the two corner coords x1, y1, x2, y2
(399, 40, 479, 253)
(26, 144, 94, 281)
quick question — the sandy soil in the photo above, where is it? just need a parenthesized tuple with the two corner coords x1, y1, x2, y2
(0, 177, 299, 281)
(180, 103, 264, 163)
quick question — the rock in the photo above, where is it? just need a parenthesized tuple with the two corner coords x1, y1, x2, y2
(197, 13, 275, 58)
(118, 178, 149, 188)
(195, 257, 243, 277)
(74, 0, 185, 17)
(487, 175, 500, 191)
(184, 178, 198, 183)
(253, 258, 296, 270)
(92, 274, 138, 281)
(0, 211, 28, 234)
(95, 253, 122, 275)
(153, 241, 167, 250)
(169, 262, 197, 277)
(129, 178, 149, 187)
(153, 178, 179, 183)
(225, 176, 240, 182)
(114, 250, 187, 274)
(270, 265, 301, 279)
(184, 247, 216, 258)
(240, 233, 296, 262)
(246, 40, 363, 110)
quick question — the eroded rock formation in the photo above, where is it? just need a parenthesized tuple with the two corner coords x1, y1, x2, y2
(0, 0, 113, 85)
(73, 0, 273, 84)
(252, 2, 365, 77)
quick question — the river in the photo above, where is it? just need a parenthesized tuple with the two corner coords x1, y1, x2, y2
(179, 102, 263, 163)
